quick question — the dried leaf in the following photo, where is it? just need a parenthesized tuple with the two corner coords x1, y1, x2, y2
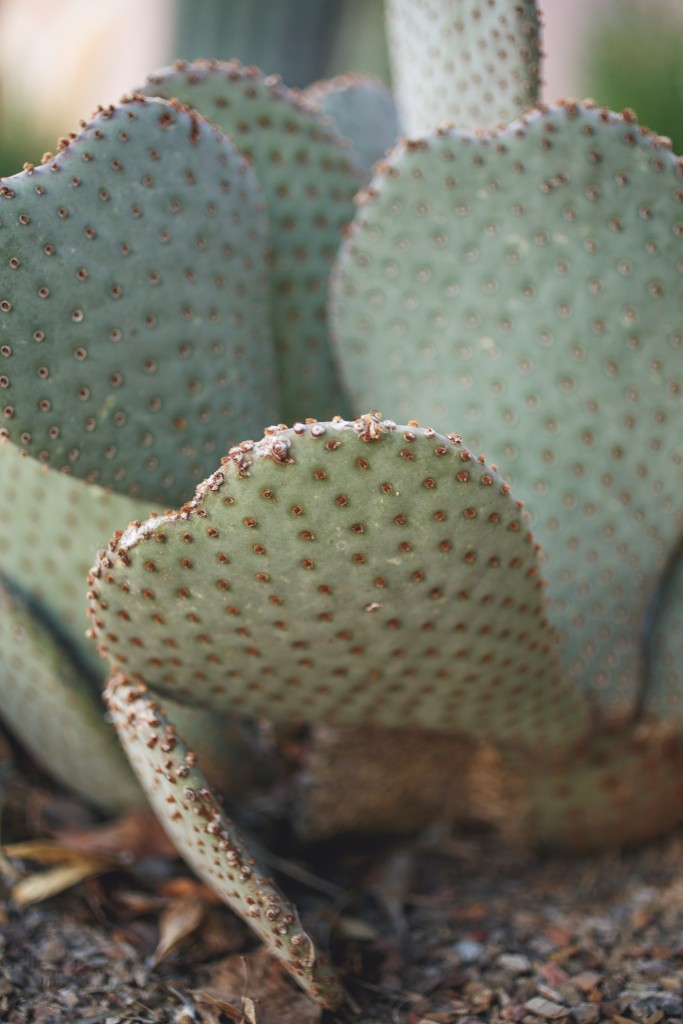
(242, 997, 258, 1024)
(4, 839, 105, 864)
(54, 808, 177, 861)
(149, 894, 206, 967)
(11, 855, 111, 905)
(334, 914, 380, 941)
(192, 988, 245, 1022)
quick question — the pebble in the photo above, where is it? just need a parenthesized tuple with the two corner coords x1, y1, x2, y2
(570, 1005, 600, 1024)
(498, 954, 532, 973)
(454, 939, 485, 964)
(571, 971, 602, 994)
(524, 996, 570, 1019)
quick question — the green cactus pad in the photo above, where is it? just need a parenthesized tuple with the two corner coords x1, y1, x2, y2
(642, 540, 683, 722)
(88, 415, 591, 751)
(331, 103, 683, 717)
(385, 0, 541, 134)
(303, 74, 400, 172)
(0, 96, 275, 505)
(0, 578, 142, 811)
(104, 672, 343, 1008)
(173, 0, 347, 89)
(140, 60, 364, 421)
(0, 439, 156, 676)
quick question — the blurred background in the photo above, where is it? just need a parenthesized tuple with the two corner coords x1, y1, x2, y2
(0, 0, 681, 177)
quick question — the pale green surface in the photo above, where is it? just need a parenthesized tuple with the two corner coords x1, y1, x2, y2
(386, 0, 541, 134)
(0, 579, 141, 811)
(0, 96, 275, 505)
(89, 417, 591, 752)
(332, 103, 683, 716)
(304, 73, 400, 171)
(106, 672, 344, 1008)
(141, 61, 364, 422)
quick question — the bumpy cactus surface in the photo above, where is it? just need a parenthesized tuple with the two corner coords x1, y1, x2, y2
(303, 73, 401, 171)
(386, 0, 542, 134)
(0, 97, 275, 504)
(331, 102, 683, 717)
(88, 416, 589, 749)
(0, 0, 681, 1009)
(140, 61, 363, 421)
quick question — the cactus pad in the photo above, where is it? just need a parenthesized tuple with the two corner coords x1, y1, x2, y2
(385, 0, 541, 134)
(0, 578, 141, 811)
(642, 540, 683, 722)
(88, 415, 590, 751)
(104, 672, 344, 1008)
(331, 103, 683, 716)
(0, 96, 275, 504)
(303, 73, 400, 172)
(0, 439, 156, 674)
(141, 60, 364, 421)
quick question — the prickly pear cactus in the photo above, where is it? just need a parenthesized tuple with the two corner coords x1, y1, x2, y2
(0, 440, 151, 675)
(643, 539, 683, 722)
(140, 61, 364, 421)
(0, 95, 275, 505)
(173, 0, 348, 88)
(385, 0, 542, 134)
(85, 412, 596, 1005)
(331, 103, 683, 719)
(0, 577, 142, 809)
(105, 671, 343, 1008)
(88, 415, 591, 751)
(303, 73, 400, 171)
(1, 0, 683, 1009)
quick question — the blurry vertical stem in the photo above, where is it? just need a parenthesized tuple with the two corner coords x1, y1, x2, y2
(172, 0, 348, 86)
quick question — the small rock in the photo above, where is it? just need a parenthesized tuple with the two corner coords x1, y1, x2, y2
(570, 1005, 600, 1024)
(630, 996, 661, 1021)
(498, 954, 532, 973)
(524, 996, 570, 1019)
(464, 980, 495, 1012)
(663, 998, 683, 1017)
(454, 939, 484, 964)
(571, 971, 602, 994)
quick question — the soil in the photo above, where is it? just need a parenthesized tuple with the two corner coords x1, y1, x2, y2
(2, 741, 683, 1023)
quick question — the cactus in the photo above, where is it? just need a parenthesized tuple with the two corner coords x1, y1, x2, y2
(0, 575, 141, 810)
(330, 102, 683, 719)
(0, 96, 276, 505)
(172, 0, 349, 88)
(87, 416, 590, 750)
(139, 61, 363, 421)
(303, 73, 400, 171)
(385, 0, 542, 134)
(0, 0, 681, 1009)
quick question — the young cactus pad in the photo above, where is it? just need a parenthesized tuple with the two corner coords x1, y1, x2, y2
(0, 577, 141, 811)
(385, 0, 541, 134)
(331, 103, 683, 717)
(140, 60, 364, 421)
(88, 415, 591, 752)
(0, 96, 276, 505)
(303, 73, 401, 172)
(104, 672, 344, 1008)
(643, 539, 683, 723)
(0, 438, 157, 675)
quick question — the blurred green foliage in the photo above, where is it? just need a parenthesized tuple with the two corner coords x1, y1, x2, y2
(0, 98, 47, 178)
(584, 0, 683, 154)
